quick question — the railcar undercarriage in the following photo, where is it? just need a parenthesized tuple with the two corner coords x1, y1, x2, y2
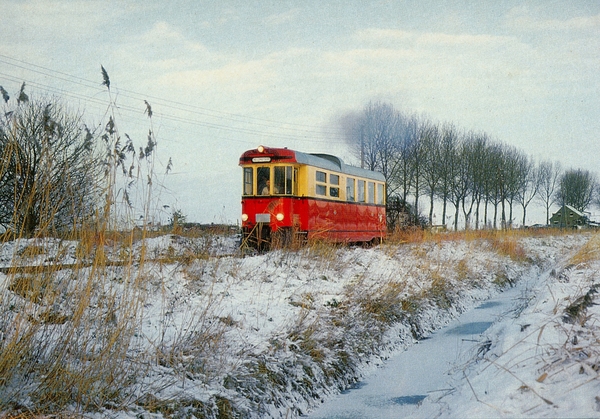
(241, 224, 306, 251)
(241, 224, 384, 251)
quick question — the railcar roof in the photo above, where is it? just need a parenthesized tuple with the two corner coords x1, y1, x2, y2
(241, 146, 385, 182)
(296, 151, 386, 181)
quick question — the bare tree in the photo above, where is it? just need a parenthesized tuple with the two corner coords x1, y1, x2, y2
(515, 156, 541, 226)
(340, 101, 422, 227)
(340, 101, 395, 171)
(435, 123, 459, 227)
(462, 132, 490, 230)
(557, 168, 596, 213)
(0, 92, 100, 236)
(503, 147, 528, 228)
(420, 121, 442, 225)
(340, 99, 600, 232)
(390, 113, 419, 207)
(473, 133, 499, 230)
(536, 160, 562, 225)
(410, 118, 431, 225)
(483, 143, 505, 229)
(340, 101, 401, 194)
(448, 136, 472, 231)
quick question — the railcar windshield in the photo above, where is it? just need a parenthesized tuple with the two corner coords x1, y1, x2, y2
(274, 166, 294, 195)
(243, 165, 296, 196)
(257, 166, 270, 195)
(243, 167, 253, 195)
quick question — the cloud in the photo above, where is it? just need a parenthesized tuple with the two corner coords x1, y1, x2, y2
(416, 32, 514, 47)
(199, 7, 241, 29)
(160, 59, 274, 93)
(264, 8, 301, 26)
(153, 47, 318, 95)
(505, 8, 600, 32)
(336, 28, 528, 77)
(354, 28, 412, 41)
(3, 0, 122, 38)
(110, 21, 217, 75)
(355, 27, 515, 49)
(138, 21, 209, 55)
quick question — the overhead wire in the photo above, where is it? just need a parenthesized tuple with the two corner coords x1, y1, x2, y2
(0, 54, 347, 145)
(0, 70, 336, 150)
(1, 53, 332, 131)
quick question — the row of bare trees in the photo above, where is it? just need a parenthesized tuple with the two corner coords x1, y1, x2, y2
(341, 101, 598, 230)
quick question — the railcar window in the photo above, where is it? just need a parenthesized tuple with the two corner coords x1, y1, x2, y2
(274, 167, 283, 194)
(243, 167, 253, 195)
(329, 173, 340, 198)
(367, 182, 375, 204)
(346, 178, 355, 202)
(258, 166, 270, 195)
(273, 166, 293, 195)
(376, 183, 385, 205)
(293, 168, 299, 195)
(357, 180, 365, 202)
(316, 170, 327, 196)
(285, 166, 293, 194)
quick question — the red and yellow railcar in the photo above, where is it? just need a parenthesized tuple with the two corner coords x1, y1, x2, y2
(240, 145, 386, 249)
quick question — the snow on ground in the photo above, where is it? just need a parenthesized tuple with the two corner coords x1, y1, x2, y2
(307, 233, 600, 418)
(306, 272, 535, 418)
(0, 237, 79, 268)
(413, 234, 600, 418)
(0, 232, 597, 418)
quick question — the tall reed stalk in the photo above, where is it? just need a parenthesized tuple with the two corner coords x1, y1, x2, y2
(0, 69, 159, 414)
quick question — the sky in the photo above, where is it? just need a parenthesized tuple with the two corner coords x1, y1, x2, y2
(1, 0, 599, 225)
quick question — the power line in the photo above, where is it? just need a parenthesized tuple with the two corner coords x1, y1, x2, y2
(0, 74, 346, 153)
(0, 72, 340, 145)
(0, 54, 347, 143)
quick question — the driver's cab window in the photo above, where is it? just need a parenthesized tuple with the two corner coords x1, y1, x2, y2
(274, 166, 293, 195)
(243, 167, 253, 195)
(257, 167, 270, 195)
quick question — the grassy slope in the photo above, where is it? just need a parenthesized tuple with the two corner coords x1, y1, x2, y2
(0, 229, 593, 418)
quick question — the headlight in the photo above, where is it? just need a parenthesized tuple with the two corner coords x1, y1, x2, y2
(257, 145, 265, 153)
(276, 213, 284, 221)
(241, 213, 249, 222)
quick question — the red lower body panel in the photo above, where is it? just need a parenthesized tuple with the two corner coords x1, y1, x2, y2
(241, 197, 386, 246)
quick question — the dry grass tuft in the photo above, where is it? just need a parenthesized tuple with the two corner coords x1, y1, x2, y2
(490, 235, 528, 261)
(0, 77, 156, 416)
(385, 226, 573, 249)
(356, 280, 407, 323)
(304, 240, 342, 263)
(569, 233, 600, 267)
(455, 258, 471, 281)
(387, 227, 431, 244)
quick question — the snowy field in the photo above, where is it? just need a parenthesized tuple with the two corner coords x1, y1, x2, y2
(0, 231, 598, 418)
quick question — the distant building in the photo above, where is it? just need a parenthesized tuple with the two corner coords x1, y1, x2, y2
(549, 205, 589, 228)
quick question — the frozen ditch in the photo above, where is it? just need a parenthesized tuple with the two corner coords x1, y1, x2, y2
(306, 272, 536, 418)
